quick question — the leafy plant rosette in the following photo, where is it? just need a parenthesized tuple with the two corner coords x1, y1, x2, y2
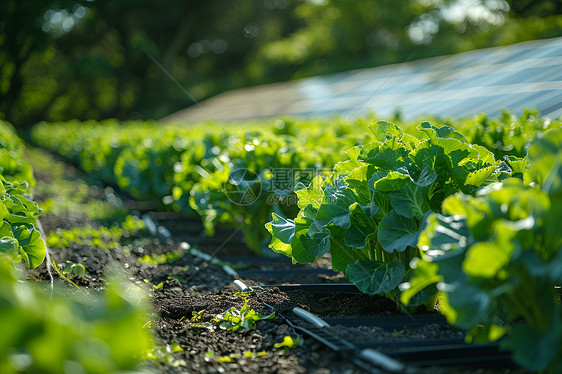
(0, 123, 46, 271)
(400, 127, 562, 373)
(0, 262, 153, 374)
(1, 121, 35, 185)
(0, 176, 45, 269)
(453, 108, 561, 160)
(190, 131, 330, 254)
(267, 121, 511, 305)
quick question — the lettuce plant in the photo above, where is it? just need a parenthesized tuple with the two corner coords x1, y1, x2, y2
(1, 122, 45, 270)
(0, 261, 153, 374)
(401, 127, 562, 372)
(267, 121, 505, 305)
(190, 131, 339, 253)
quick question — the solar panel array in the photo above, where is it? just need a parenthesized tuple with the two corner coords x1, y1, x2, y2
(164, 37, 562, 123)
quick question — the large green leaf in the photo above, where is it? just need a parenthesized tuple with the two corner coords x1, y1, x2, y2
(418, 212, 471, 260)
(377, 211, 419, 253)
(413, 163, 437, 187)
(526, 127, 562, 192)
(343, 224, 367, 248)
(328, 227, 358, 272)
(370, 171, 409, 192)
(0, 221, 12, 237)
(345, 165, 372, 204)
(389, 182, 430, 219)
(296, 175, 325, 210)
(301, 231, 330, 258)
(366, 137, 409, 171)
(314, 203, 351, 229)
(400, 260, 441, 306)
(462, 219, 529, 279)
(12, 227, 45, 269)
(368, 121, 403, 142)
(266, 213, 295, 245)
(0, 237, 19, 260)
(465, 165, 497, 187)
(445, 283, 494, 329)
(347, 258, 405, 294)
(417, 121, 467, 142)
(0, 200, 8, 220)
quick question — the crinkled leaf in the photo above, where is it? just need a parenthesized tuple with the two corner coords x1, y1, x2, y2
(368, 121, 403, 142)
(315, 203, 351, 229)
(377, 211, 419, 253)
(462, 219, 521, 278)
(465, 165, 497, 187)
(366, 137, 409, 171)
(418, 213, 471, 261)
(347, 258, 405, 294)
(296, 175, 325, 210)
(301, 231, 330, 258)
(344, 224, 367, 249)
(389, 182, 431, 219)
(446, 283, 493, 329)
(0, 236, 19, 259)
(414, 163, 437, 187)
(266, 213, 295, 245)
(417, 122, 467, 142)
(328, 227, 359, 272)
(370, 171, 409, 192)
(334, 160, 359, 176)
(12, 227, 46, 269)
(345, 165, 372, 204)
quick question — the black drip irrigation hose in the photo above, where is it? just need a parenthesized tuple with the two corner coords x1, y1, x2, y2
(145, 214, 518, 373)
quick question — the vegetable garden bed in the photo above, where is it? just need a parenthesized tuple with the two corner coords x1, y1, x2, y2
(1, 110, 560, 373)
(27, 159, 523, 374)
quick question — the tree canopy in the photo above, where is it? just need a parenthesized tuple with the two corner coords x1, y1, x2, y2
(1, 0, 561, 128)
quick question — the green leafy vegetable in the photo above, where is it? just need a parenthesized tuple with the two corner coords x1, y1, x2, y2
(215, 299, 275, 332)
(267, 120, 505, 304)
(401, 127, 562, 372)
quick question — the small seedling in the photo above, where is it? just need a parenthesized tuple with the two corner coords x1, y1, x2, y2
(215, 299, 274, 332)
(392, 330, 404, 338)
(60, 261, 86, 278)
(144, 343, 186, 367)
(274, 335, 300, 353)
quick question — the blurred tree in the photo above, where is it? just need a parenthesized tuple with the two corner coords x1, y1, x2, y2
(0, 1, 72, 125)
(0, 0, 561, 129)
(507, 0, 562, 17)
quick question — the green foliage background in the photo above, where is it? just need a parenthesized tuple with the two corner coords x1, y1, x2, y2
(1, 0, 561, 128)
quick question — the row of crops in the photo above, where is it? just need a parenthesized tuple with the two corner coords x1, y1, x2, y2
(1, 121, 152, 373)
(21, 109, 562, 372)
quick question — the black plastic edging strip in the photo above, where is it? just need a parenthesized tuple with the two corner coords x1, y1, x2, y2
(380, 342, 512, 367)
(221, 256, 293, 265)
(253, 283, 361, 294)
(353, 337, 466, 350)
(237, 268, 341, 277)
(398, 352, 514, 368)
(323, 314, 449, 329)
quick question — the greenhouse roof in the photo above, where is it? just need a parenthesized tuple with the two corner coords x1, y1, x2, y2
(164, 37, 562, 123)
